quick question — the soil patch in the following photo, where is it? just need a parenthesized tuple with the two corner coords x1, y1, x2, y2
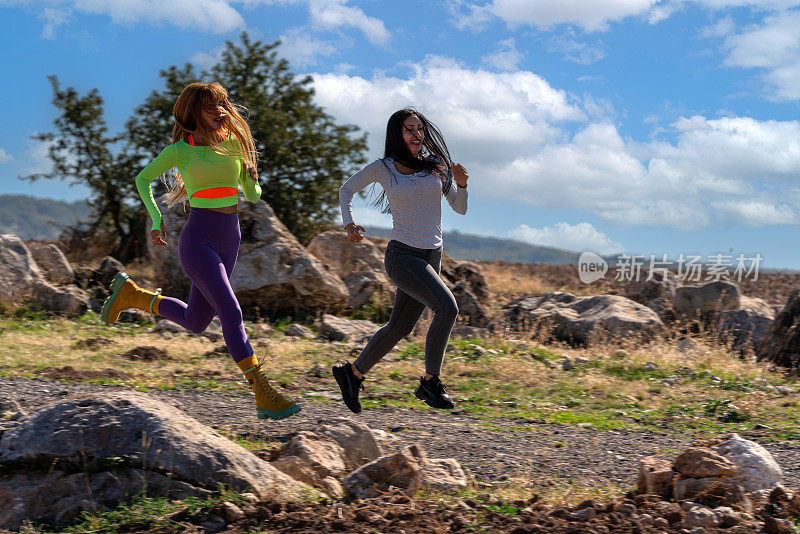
(32, 366, 131, 381)
(72, 337, 115, 349)
(121, 346, 170, 361)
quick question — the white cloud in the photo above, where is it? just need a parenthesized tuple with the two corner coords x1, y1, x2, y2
(278, 27, 337, 66)
(482, 38, 524, 71)
(710, 200, 797, 225)
(448, 0, 494, 31)
(75, 0, 243, 33)
(489, 0, 660, 32)
(547, 33, 606, 65)
(311, 57, 800, 229)
(508, 222, 625, 255)
(12, 0, 244, 34)
(0, 149, 12, 164)
(191, 47, 225, 71)
(20, 139, 54, 176)
(451, 0, 800, 34)
(719, 10, 800, 100)
(700, 15, 735, 38)
(308, 0, 390, 45)
(38, 7, 70, 38)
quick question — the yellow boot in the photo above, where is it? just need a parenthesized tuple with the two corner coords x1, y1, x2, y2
(100, 272, 164, 324)
(237, 356, 301, 420)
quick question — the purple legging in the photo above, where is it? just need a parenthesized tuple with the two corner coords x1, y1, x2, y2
(157, 208, 254, 363)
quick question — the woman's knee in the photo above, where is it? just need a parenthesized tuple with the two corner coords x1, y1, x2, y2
(184, 315, 213, 334)
(435, 296, 459, 321)
(217, 303, 244, 329)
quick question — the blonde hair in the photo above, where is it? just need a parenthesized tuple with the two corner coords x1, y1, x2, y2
(164, 82, 258, 206)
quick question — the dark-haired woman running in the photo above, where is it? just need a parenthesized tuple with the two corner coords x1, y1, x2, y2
(333, 109, 469, 413)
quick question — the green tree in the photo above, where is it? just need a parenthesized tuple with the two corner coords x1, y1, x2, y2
(24, 76, 145, 261)
(126, 32, 367, 244)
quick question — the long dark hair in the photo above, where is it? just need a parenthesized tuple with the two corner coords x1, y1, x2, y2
(371, 108, 454, 214)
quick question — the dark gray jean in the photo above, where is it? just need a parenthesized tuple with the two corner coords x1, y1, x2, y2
(353, 239, 458, 376)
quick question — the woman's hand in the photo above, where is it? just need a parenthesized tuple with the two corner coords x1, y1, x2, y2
(151, 226, 167, 247)
(345, 222, 366, 243)
(451, 162, 469, 187)
(243, 161, 258, 183)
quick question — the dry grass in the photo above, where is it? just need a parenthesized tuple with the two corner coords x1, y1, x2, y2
(2, 308, 799, 437)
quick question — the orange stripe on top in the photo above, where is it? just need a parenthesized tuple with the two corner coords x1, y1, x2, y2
(191, 187, 238, 199)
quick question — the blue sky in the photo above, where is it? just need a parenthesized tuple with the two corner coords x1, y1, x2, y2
(3, 1, 800, 269)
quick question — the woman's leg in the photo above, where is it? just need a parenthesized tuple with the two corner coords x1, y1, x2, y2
(174, 235, 253, 363)
(354, 246, 457, 376)
(387, 250, 458, 376)
(353, 286, 426, 374)
(157, 289, 216, 335)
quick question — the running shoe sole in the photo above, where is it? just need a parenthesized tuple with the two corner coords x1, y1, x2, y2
(257, 404, 301, 420)
(100, 272, 130, 324)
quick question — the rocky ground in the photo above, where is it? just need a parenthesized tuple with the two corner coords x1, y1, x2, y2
(4, 377, 800, 492)
(6, 377, 800, 533)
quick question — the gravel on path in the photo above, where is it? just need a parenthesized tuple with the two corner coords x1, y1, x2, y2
(2, 377, 798, 492)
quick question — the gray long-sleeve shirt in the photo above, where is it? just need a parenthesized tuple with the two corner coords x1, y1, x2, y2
(339, 158, 468, 249)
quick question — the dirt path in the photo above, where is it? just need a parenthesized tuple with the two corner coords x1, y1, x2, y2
(3, 377, 800, 493)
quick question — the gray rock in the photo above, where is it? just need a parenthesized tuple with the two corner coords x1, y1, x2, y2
(284, 323, 314, 339)
(28, 242, 75, 285)
(319, 314, 380, 342)
(0, 234, 46, 306)
(306, 231, 392, 310)
(757, 290, 800, 367)
(503, 292, 664, 346)
(342, 444, 426, 499)
(673, 280, 740, 319)
(685, 506, 719, 528)
(32, 280, 88, 317)
(421, 458, 468, 491)
(451, 325, 489, 339)
(0, 391, 310, 530)
(315, 417, 383, 469)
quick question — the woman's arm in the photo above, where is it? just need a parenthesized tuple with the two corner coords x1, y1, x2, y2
(240, 159, 262, 203)
(135, 144, 179, 231)
(339, 159, 387, 228)
(444, 162, 468, 215)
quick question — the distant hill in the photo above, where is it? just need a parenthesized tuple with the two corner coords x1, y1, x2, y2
(366, 227, 582, 264)
(0, 195, 87, 240)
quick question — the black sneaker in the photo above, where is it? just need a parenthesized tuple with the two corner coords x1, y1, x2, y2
(332, 362, 364, 413)
(414, 375, 455, 409)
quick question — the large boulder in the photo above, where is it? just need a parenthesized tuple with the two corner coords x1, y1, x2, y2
(0, 234, 46, 307)
(672, 433, 782, 505)
(319, 314, 380, 342)
(148, 195, 348, 316)
(27, 242, 75, 286)
(757, 290, 800, 367)
(440, 256, 491, 326)
(503, 292, 664, 346)
(716, 296, 775, 353)
(625, 271, 678, 323)
(673, 280, 741, 319)
(306, 231, 392, 309)
(314, 417, 384, 469)
(342, 444, 426, 499)
(450, 281, 489, 327)
(0, 392, 310, 530)
(32, 280, 88, 317)
(440, 257, 490, 302)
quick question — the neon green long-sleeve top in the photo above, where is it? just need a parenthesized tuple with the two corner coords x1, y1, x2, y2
(135, 137, 262, 231)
